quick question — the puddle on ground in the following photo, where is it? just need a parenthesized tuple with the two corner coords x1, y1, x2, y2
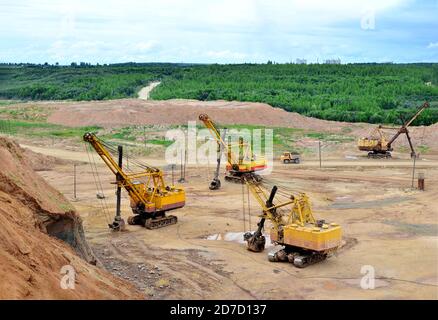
(330, 196, 413, 209)
(383, 220, 438, 237)
(205, 232, 273, 247)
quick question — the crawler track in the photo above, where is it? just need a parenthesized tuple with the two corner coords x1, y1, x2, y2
(144, 215, 178, 229)
(127, 214, 178, 229)
(267, 246, 331, 268)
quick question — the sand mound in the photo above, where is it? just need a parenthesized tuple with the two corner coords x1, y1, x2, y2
(46, 98, 353, 132)
(0, 137, 142, 299)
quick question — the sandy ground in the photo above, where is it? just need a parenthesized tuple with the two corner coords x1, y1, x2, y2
(138, 82, 161, 100)
(27, 143, 438, 300)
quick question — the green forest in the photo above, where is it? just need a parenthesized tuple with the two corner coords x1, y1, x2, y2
(0, 63, 179, 100)
(1, 63, 437, 125)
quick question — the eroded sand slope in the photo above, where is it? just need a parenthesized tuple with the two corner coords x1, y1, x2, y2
(0, 137, 142, 299)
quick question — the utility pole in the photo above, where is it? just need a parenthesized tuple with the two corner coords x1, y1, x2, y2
(73, 164, 77, 200)
(110, 145, 125, 231)
(318, 141, 322, 168)
(418, 172, 425, 191)
(178, 152, 184, 182)
(178, 149, 187, 183)
(411, 155, 416, 188)
(126, 147, 129, 170)
(184, 149, 187, 181)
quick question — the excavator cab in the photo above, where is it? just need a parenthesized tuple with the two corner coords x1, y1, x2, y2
(129, 182, 185, 214)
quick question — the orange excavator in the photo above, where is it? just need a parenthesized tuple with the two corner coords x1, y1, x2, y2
(358, 102, 429, 158)
(84, 132, 185, 230)
(243, 178, 342, 268)
(198, 114, 268, 186)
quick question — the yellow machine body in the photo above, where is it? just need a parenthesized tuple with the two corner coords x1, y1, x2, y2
(271, 222, 342, 252)
(128, 183, 185, 213)
(225, 159, 267, 173)
(357, 136, 389, 152)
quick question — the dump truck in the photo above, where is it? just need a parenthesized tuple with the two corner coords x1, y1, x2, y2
(280, 152, 301, 164)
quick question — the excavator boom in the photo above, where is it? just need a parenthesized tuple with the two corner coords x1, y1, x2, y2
(387, 102, 429, 148)
(83, 132, 153, 206)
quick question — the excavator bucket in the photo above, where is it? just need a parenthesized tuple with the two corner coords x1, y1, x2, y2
(209, 178, 221, 190)
(109, 218, 126, 231)
(244, 232, 266, 252)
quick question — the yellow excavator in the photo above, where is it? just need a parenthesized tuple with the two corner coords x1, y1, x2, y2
(243, 178, 342, 267)
(198, 115, 341, 267)
(198, 114, 267, 186)
(358, 102, 429, 158)
(83, 132, 185, 230)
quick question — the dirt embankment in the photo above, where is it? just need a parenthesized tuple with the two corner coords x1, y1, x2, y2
(43, 99, 438, 149)
(46, 99, 353, 131)
(0, 137, 142, 299)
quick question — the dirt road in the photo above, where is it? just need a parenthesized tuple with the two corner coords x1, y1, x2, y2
(19, 143, 438, 169)
(138, 82, 161, 100)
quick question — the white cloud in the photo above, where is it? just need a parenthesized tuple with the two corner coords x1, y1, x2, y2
(427, 42, 438, 49)
(0, 0, 435, 63)
(133, 41, 159, 52)
(206, 50, 247, 60)
(0, 0, 407, 37)
(46, 40, 163, 63)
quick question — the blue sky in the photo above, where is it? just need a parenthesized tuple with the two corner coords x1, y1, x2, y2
(0, 0, 437, 64)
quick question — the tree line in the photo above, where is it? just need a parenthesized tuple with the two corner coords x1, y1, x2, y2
(0, 63, 437, 125)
